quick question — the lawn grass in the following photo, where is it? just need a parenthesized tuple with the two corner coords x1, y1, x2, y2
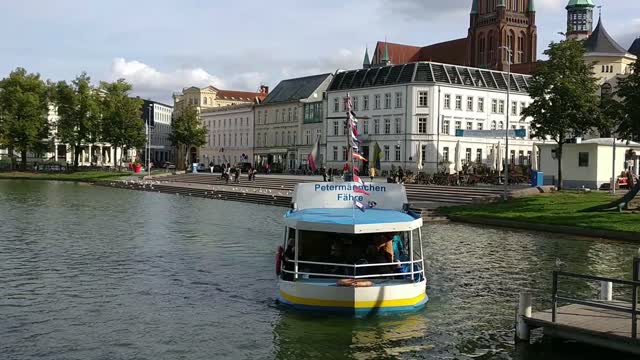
(0, 171, 132, 182)
(440, 191, 640, 234)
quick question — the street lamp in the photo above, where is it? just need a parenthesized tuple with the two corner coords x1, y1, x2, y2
(498, 46, 512, 201)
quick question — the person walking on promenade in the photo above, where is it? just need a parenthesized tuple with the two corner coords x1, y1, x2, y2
(368, 167, 375, 183)
(252, 167, 257, 182)
(224, 165, 231, 184)
(234, 165, 240, 183)
(397, 167, 404, 184)
(209, 161, 214, 174)
(321, 167, 327, 182)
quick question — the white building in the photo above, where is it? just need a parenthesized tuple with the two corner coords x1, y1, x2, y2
(254, 74, 333, 172)
(200, 104, 255, 166)
(538, 138, 640, 189)
(142, 99, 174, 165)
(325, 61, 535, 174)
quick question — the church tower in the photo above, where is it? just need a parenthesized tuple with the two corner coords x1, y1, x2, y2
(566, 0, 595, 40)
(467, 0, 537, 71)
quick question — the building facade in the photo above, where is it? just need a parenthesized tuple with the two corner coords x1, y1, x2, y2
(326, 62, 535, 174)
(253, 74, 333, 172)
(200, 104, 255, 167)
(141, 99, 174, 165)
(368, 0, 537, 74)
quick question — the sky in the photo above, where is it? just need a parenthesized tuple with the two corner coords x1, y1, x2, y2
(1, 0, 639, 104)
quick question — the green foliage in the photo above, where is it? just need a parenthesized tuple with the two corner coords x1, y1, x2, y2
(522, 40, 601, 189)
(615, 60, 640, 142)
(98, 79, 144, 167)
(169, 105, 206, 169)
(0, 68, 50, 168)
(597, 91, 623, 138)
(52, 73, 101, 167)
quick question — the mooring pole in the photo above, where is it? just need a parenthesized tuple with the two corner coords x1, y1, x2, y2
(515, 292, 532, 342)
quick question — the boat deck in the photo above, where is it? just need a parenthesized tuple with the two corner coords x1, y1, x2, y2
(297, 278, 417, 287)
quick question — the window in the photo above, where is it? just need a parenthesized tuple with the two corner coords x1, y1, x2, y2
(395, 92, 402, 108)
(305, 130, 311, 145)
(384, 146, 390, 161)
(275, 110, 279, 122)
(374, 119, 380, 134)
(363, 95, 370, 110)
(519, 102, 526, 115)
(384, 118, 391, 134)
(478, 122, 483, 130)
(478, 98, 485, 112)
(498, 121, 504, 130)
(421, 145, 426, 166)
(418, 91, 429, 107)
(465, 148, 472, 163)
(455, 95, 462, 110)
(466, 122, 473, 130)
(418, 118, 427, 134)
(518, 150, 524, 165)
(342, 98, 347, 112)
(510, 150, 516, 165)
(467, 97, 473, 111)
(491, 121, 497, 130)
(333, 120, 339, 136)
(442, 120, 450, 134)
(342, 146, 347, 161)
(499, 100, 505, 114)
(395, 147, 401, 161)
(363, 119, 369, 134)
(384, 93, 391, 109)
(578, 152, 589, 167)
(444, 94, 451, 109)
(294, 108, 298, 121)
(491, 99, 498, 113)
(476, 149, 482, 163)
(443, 147, 449, 162)
(264, 110, 268, 123)
(281, 110, 285, 122)
(334, 98, 339, 113)
(395, 118, 401, 134)
(288, 108, 292, 122)
(455, 121, 462, 130)
(511, 101, 518, 116)
(353, 96, 359, 111)
(375, 94, 381, 109)
(333, 146, 338, 161)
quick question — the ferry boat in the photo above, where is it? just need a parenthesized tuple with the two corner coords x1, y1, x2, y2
(276, 181, 427, 316)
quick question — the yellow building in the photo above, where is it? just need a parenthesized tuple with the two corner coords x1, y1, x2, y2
(172, 85, 268, 168)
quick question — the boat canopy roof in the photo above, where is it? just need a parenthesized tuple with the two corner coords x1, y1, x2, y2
(284, 208, 423, 234)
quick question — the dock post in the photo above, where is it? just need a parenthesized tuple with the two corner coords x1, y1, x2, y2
(599, 281, 613, 301)
(515, 292, 532, 342)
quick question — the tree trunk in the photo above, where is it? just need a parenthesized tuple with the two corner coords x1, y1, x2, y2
(8, 145, 15, 171)
(21, 150, 27, 170)
(556, 143, 563, 191)
(73, 144, 80, 169)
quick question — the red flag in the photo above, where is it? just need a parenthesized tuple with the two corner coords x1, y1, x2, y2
(307, 137, 320, 172)
(353, 186, 370, 196)
(353, 174, 365, 185)
(353, 152, 367, 162)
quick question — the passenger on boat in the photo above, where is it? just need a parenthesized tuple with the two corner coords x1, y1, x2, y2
(283, 239, 295, 281)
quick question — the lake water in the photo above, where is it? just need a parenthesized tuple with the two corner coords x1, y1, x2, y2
(1, 180, 638, 360)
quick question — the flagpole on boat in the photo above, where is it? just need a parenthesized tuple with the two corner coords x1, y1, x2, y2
(346, 92, 355, 223)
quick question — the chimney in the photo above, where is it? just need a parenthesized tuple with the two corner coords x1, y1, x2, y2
(260, 85, 269, 94)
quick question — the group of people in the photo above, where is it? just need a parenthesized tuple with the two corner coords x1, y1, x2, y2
(210, 162, 259, 184)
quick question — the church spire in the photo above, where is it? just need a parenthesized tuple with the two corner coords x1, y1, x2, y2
(528, 0, 536, 12)
(381, 41, 391, 66)
(363, 47, 371, 69)
(471, 0, 478, 14)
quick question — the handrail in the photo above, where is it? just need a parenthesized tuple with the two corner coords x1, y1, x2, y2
(287, 258, 423, 268)
(280, 267, 424, 280)
(551, 257, 639, 339)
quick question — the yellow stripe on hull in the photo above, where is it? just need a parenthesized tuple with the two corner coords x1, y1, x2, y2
(279, 290, 426, 309)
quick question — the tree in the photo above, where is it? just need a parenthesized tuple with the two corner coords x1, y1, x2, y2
(0, 68, 49, 170)
(99, 79, 145, 170)
(597, 89, 623, 138)
(53, 73, 101, 168)
(169, 105, 206, 170)
(616, 60, 640, 142)
(522, 40, 601, 190)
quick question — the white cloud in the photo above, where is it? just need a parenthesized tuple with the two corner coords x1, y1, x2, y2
(109, 57, 226, 99)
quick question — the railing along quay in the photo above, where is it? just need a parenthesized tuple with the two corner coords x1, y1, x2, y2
(515, 256, 640, 355)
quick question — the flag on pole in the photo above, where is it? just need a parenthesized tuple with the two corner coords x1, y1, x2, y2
(351, 124, 359, 137)
(353, 186, 370, 196)
(352, 152, 367, 162)
(307, 137, 320, 172)
(373, 142, 383, 172)
(353, 173, 365, 185)
(354, 199, 366, 212)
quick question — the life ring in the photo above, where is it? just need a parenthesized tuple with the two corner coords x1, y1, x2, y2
(275, 245, 284, 276)
(336, 279, 374, 287)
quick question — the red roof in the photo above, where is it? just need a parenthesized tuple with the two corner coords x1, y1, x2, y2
(216, 89, 267, 103)
(373, 39, 468, 66)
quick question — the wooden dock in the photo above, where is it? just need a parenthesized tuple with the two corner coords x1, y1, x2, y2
(524, 303, 640, 355)
(514, 257, 640, 355)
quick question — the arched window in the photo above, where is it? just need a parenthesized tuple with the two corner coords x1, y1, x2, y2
(203, 97, 208, 105)
(491, 121, 497, 130)
(518, 32, 526, 63)
(498, 121, 504, 130)
(488, 32, 495, 64)
(478, 35, 486, 66)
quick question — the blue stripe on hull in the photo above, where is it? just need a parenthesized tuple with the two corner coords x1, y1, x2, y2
(278, 295, 428, 317)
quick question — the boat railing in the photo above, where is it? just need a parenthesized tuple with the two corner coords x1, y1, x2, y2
(281, 258, 425, 281)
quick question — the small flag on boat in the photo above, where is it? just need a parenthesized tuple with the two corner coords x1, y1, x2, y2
(353, 186, 370, 196)
(354, 199, 366, 212)
(353, 174, 365, 185)
(352, 152, 367, 162)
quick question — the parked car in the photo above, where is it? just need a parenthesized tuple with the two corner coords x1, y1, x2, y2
(162, 162, 175, 169)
